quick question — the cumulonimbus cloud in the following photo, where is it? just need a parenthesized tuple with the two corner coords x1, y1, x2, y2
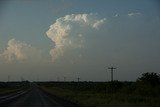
(46, 13, 106, 61)
(0, 38, 42, 62)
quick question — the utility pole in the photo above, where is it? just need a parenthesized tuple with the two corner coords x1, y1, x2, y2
(64, 76, 66, 82)
(77, 77, 80, 82)
(108, 66, 116, 82)
(8, 75, 10, 82)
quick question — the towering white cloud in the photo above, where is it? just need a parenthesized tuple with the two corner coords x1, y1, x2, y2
(0, 38, 42, 62)
(46, 13, 106, 61)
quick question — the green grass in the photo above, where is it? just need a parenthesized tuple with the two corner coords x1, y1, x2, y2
(0, 81, 31, 95)
(0, 87, 20, 95)
(40, 84, 160, 107)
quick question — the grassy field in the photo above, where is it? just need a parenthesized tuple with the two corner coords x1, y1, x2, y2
(39, 81, 160, 107)
(0, 87, 20, 95)
(0, 81, 30, 95)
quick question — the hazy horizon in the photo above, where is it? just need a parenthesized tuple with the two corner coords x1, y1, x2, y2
(0, 0, 160, 81)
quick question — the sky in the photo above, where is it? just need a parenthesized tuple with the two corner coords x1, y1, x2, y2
(0, 0, 160, 81)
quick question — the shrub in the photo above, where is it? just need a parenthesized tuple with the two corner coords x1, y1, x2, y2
(137, 72, 160, 86)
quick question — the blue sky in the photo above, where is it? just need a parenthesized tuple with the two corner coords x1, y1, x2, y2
(0, 0, 160, 81)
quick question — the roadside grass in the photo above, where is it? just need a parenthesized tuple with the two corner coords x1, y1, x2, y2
(41, 85, 160, 107)
(0, 88, 20, 95)
(0, 81, 31, 95)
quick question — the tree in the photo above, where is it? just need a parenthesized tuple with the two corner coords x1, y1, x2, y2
(137, 72, 160, 86)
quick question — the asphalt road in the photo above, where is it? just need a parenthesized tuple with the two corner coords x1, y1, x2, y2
(4, 84, 79, 107)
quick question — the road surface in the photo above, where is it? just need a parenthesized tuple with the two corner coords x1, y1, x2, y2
(2, 84, 79, 107)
